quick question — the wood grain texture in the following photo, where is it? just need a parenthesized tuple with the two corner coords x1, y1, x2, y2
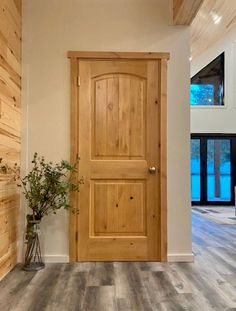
(75, 58, 166, 261)
(68, 51, 170, 60)
(1, 213, 236, 310)
(159, 59, 167, 261)
(0, 0, 21, 280)
(191, 0, 236, 58)
(93, 75, 145, 159)
(93, 181, 145, 235)
(173, 0, 204, 25)
(13, 0, 21, 16)
(69, 57, 78, 262)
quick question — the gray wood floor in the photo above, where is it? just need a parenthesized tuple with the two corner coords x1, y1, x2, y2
(1, 213, 236, 311)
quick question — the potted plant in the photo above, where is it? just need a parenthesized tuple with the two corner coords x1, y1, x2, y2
(0, 153, 83, 271)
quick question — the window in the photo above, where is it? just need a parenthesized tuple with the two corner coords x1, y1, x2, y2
(191, 134, 236, 206)
(190, 53, 224, 106)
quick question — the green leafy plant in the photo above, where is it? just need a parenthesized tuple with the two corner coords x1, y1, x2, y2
(0, 153, 83, 269)
(0, 153, 83, 220)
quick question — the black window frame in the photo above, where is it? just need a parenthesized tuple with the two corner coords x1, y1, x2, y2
(191, 133, 236, 206)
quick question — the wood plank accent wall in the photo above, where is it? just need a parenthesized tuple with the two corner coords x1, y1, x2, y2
(0, 0, 21, 279)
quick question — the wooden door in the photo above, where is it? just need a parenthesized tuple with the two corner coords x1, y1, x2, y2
(70, 53, 168, 261)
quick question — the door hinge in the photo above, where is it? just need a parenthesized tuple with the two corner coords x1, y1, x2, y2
(75, 231, 78, 242)
(77, 76, 80, 87)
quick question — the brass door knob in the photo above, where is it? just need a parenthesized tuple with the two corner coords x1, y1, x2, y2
(149, 166, 156, 174)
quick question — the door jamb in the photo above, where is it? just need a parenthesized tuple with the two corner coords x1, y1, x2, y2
(68, 51, 169, 262)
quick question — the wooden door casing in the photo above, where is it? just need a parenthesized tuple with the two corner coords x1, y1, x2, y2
(68, 52, 169, 262)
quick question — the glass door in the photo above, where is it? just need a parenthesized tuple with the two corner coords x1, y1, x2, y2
(191, 139, 201, 202)
(207, 139, 231, 202)
(191, 134, 236, 205)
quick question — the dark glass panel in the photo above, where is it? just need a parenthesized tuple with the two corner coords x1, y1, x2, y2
(207, 139, 231, 201)
(191, 139, 201, 201)
(191, 53, 224, 106)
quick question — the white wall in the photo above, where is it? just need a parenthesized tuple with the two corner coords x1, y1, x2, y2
(191, 27, 236, 134)
(22, 0, 192, 262)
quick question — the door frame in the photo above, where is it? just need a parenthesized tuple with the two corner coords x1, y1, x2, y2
(68, 51, 169, 262)
(191, 133, 236, 206)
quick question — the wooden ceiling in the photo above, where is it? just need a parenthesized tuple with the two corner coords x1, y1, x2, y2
(173, 0, 204, 25)
(191, 0, 236, 59)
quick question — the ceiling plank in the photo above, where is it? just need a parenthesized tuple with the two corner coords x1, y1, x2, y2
(173, 0, 205, 25)
(191, 0, 236, 59)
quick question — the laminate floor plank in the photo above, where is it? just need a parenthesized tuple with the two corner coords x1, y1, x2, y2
(1, 212, 236, 311)
(44, 264, 87, 311)
(82, 286, 117, 311)
(13, 264, 63, 311)
(0, 267, 37, 311)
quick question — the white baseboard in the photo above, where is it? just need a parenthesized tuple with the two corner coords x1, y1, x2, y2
(167, 253, 194, 263)
(44, 255, 69, 263)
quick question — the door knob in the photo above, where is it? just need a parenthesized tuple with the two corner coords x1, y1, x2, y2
(149, 166, 156, 174)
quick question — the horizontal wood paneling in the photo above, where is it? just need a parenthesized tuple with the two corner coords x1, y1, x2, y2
(0, 31, 21, 76)
(0, 246, 17, 280)
(0, 0, 21, 280)
(0, 0, 21, 62)
(0, 100, 21, 136)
